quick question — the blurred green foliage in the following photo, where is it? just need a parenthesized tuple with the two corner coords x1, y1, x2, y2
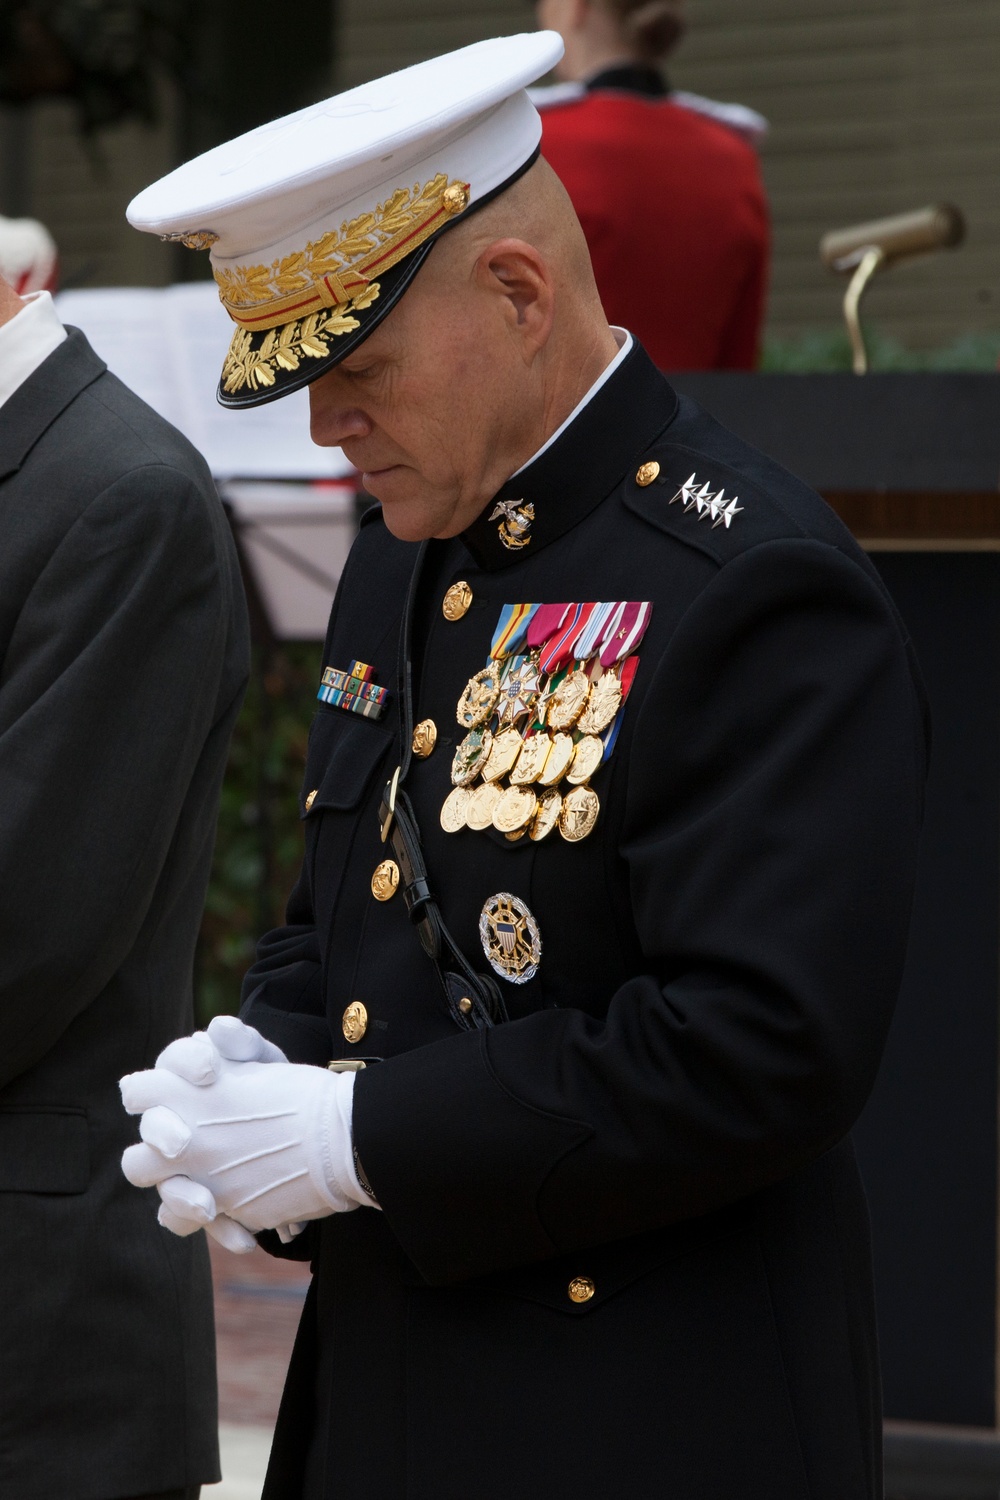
(195, 642, 322, 1025)
(761, 326, 1000, 372)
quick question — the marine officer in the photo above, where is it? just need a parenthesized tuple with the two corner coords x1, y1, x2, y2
(120, 32, 928, 1500)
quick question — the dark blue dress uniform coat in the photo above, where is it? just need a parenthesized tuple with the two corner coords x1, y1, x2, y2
(243, 342, 928, 1500)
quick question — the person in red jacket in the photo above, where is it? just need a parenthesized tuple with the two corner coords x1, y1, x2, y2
(534, 0, 770, 369)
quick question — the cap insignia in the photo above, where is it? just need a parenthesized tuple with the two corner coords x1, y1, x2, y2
(159, 229, 219, 250)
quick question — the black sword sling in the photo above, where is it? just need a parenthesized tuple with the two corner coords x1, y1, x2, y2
(377, 543, 508, 1032)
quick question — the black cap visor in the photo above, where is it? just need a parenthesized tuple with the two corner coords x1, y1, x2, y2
(215, 146, 540, 410)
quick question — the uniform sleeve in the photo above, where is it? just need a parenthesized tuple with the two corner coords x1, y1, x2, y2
(0, 465, 234, 1088)
(353, 538, 928, 1283)
(239, 876, 330, 1064)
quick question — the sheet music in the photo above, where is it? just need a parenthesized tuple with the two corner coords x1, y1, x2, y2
(55, 283, 355, 482)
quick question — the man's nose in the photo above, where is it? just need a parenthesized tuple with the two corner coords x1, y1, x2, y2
(308, 390, 373, 446)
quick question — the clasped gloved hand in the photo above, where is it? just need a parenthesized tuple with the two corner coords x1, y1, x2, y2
(120, 1015, 370, 1255)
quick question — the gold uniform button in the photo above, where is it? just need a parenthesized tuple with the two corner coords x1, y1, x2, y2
(304, 789, 318, 811)
(568, 1276, 595, 1304)
(342, 1001, 368, 1044)
(458, 996, 473, 1015)
(635, 460, 660, 488)
(442, 581, 473, 621)
(442, 182, 470, 216)
(371, 859, 400, 901)
(412, 718, 438, 758)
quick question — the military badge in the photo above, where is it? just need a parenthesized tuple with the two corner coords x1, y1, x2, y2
(467, 782, 502, 830)
(317, 660, 389, 719)
(489, 498, 535, 551)
(529, 787, 562, 841)
(667, 472, 744, 530)
(440, 598, 652, 846)
(457, 663, 500, 729)
(452, 727, 493, 786)
(479, 892, 542, 983)
(492, 785, 537, 834)
(440, 785, 471, 833)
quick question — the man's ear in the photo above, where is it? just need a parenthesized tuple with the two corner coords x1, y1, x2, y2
(475, 238, 555, 363)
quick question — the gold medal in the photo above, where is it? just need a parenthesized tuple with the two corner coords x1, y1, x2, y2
(567, 734, 605, 785)
(529, 787, 562, 842)
(482, 727, 523, 783)
(538, 731, 575, 786)
(559, 785, 600, 842)
(466, 782, 502, 830)
(493, 784, 538, 834)
(577, 670, 622, 735)
(506, 828, 527, 842)
(456, 662, 500, 730)
(479, 891, 542, 984)
(546, 668, 591, 730)
(440, 785, 471, 833)
(510, 731, 551, 785)
(451, 726, 492, 787)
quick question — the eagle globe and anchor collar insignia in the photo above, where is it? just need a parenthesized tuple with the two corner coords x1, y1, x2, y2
(490, 498, 535, 551)
(480, 892, 542, 983)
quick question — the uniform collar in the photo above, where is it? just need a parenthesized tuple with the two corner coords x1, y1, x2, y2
(585, 64, 670, 98)
(460, 337, 678, 572)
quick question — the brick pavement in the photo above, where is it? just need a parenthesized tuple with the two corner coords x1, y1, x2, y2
(209, 1237, 310, 1427)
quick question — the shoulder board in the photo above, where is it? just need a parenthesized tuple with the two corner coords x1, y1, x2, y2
(670, 90, 768, 145)
(622, 397, 857, 566)
(527, 81, 586, 110)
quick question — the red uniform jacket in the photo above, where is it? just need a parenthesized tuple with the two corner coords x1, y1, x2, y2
(539, 72, 770, 370)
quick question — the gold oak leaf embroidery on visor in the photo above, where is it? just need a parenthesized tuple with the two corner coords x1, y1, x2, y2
(222, 290, 380, 394)
(214, 175, 456, 310)
(216, 173, 469, 394)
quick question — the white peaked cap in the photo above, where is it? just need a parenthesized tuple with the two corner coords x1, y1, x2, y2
(126, 32, 564, 408)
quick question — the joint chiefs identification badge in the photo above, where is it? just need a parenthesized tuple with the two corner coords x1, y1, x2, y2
(479, 892, 542, 984)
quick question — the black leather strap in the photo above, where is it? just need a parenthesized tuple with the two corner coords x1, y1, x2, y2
(377, 547, 507, 1031)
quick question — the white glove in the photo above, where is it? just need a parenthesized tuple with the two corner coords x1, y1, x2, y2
(134, 1017, 305, 1252)
(120, 1018, 369, 1251)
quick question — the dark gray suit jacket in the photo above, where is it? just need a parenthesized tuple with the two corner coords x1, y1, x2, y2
(0, 329, 249, 1498)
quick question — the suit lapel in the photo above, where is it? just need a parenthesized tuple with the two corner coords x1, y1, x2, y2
(0, 328, 107, 482)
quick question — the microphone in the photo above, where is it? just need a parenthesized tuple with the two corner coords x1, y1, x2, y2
(820, 204, 965, 272)
(818, 204, 966, 372)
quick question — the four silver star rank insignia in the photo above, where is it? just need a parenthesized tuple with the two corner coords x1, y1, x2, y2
(669, 472, 744, 529)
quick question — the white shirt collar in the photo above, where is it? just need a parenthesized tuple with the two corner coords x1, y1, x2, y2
(511, 326, 634, 477)
(0, 291, 68, 410)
